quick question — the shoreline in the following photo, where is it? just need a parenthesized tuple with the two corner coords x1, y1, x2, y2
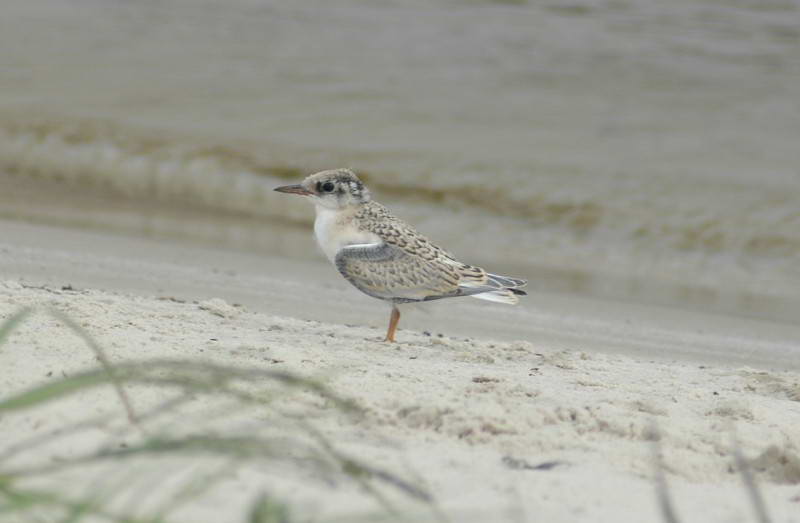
(1, 219, 798, 370)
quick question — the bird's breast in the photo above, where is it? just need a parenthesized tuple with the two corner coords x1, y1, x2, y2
(313, 206, 381, 263)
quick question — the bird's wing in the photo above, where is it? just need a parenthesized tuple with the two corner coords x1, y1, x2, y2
(334, 241, 463, 302)
(345, 202, 528, 302)
(353, 202, 456, 262)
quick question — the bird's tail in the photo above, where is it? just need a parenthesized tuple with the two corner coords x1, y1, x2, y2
(461, 272, 528, 305)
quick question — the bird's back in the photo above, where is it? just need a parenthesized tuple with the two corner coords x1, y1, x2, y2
(337, 201, 526, 304)
(353, 201, 454, 262)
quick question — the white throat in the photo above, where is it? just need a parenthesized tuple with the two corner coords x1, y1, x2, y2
(312, 204, 381, 263)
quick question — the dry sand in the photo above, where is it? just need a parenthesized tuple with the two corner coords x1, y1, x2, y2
(1, 219, 799, 522)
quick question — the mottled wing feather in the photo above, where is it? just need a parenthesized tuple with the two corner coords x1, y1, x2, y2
(354, 202, 455, 262)
(334, 242, 463, 302)
(343, 202, 527, 302)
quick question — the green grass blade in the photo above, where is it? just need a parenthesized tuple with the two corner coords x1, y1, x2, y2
(249, 492, 292, 523)
(0, 414, 112, 464)
(0, 307, 33, 346)
(651, 423, 682, 523)
(732, 433, 772, 523)
(148, 462, 235, 522)
(0, 481, 150, 522)
(49, 309, 139, 426)
(0, 369, 114, 412)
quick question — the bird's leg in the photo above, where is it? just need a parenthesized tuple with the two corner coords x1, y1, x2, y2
(384, 306, 400, 342)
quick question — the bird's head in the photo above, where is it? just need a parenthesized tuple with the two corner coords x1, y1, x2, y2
(274, 168, 371, 209)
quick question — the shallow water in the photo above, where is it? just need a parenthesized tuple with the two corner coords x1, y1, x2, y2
(1, 0, 799, 321)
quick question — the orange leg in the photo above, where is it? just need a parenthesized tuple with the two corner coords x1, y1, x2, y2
(384, 306, 400, 342)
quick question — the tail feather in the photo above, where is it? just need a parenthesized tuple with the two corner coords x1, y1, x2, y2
(470, 288, 520, 304)
(459, 272, 527, 305)
(487, 273, 527, 289)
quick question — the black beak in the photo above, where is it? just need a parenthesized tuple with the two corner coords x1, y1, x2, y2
(274, 184, 312, 196)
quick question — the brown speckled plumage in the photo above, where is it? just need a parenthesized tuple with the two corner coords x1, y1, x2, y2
(340, 201, 502, 303)
(275, 168, 526, 341)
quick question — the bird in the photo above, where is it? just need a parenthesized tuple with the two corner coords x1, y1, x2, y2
(274, 168, 527, 342)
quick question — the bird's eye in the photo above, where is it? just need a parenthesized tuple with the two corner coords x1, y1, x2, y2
(321, 181, 335, 193)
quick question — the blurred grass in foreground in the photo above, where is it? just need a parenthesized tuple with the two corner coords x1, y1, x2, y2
(0, 306, 775, 523)
(0, 307, 438, 523)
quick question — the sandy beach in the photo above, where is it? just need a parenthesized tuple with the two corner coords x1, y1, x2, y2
(2, 219, 799, 522)
(2, 2, 799, 520)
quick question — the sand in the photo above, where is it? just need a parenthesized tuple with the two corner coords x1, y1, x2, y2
(1, 219, 799, 522)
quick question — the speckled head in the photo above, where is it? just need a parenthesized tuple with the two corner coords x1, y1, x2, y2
(274, 168, 371, 209)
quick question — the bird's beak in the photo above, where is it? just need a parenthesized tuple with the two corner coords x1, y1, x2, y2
(274, 184, 312, 196)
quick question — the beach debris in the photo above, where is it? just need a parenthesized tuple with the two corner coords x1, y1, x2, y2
(199, 297, 240, 318)
(502, 456, 567, 471)
(472, 376, 500, 383)
(158, 295, 187, 303)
